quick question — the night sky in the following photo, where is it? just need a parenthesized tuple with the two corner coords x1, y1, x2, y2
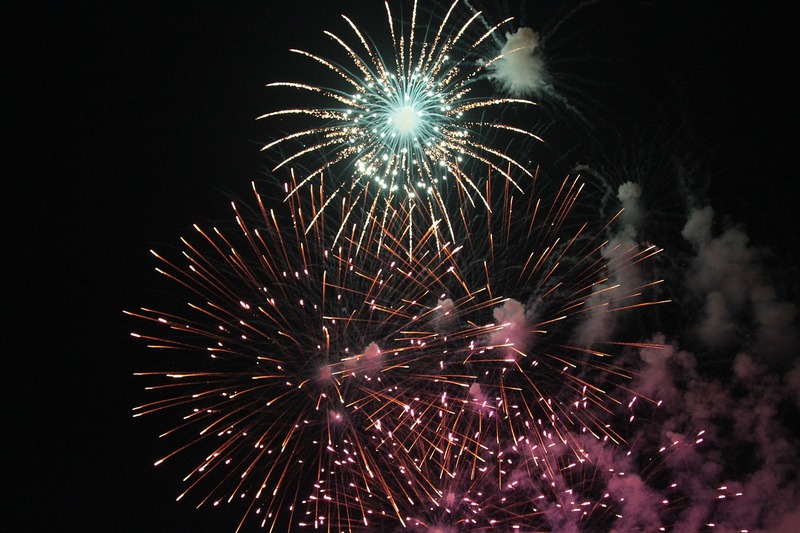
(9, 1, 799, 531)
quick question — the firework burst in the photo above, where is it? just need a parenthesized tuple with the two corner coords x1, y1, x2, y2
(259, 0, 541, 237)
(129, 170, 667, 531)
(127, 179, 518, 531)
(429, 170, 667, 444)
(126, 184, 397, 529)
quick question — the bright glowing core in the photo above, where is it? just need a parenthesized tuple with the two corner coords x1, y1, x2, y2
(393, 105, 419, 135)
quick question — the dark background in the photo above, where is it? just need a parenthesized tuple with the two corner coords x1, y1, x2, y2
(8, 1, 799, 530)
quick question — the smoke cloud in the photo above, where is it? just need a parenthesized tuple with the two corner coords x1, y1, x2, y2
(488, 27, 548, 97)
(567, 185, 800, 531)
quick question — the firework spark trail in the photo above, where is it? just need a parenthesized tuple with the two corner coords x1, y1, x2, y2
(430, 169, 666, 443)
(258, 0, 542, 242)
(389, 412, 640, 532)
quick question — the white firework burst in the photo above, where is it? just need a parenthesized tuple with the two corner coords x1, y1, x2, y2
(259, 0, 541, 239)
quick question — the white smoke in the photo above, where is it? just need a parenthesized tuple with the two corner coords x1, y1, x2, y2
(345, 341, 384, 374)
(580, 191, 800, 531)
(573, 182, 647, 347)
(617, 182, 644, 234)
(431, 296, 456, 332)
(682, 205, 798, 364)
(490, 298, 533, 360)
(488, 27, 548, 97)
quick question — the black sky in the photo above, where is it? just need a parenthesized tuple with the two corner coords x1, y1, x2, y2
(9, 1, 799, 531)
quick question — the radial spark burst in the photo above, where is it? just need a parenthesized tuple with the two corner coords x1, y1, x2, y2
(318, 169, 670, 531)
(130, 165, 670, 531)
(419, 170, 668, 449)
(127, 180, 513, 531)
(259, 0, 541, 232)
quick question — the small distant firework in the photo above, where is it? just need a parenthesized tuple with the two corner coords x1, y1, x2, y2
(259, 0, 541, 231)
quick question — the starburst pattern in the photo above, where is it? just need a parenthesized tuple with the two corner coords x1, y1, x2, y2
(259, 0, 541, 236)
(121, 2, 731, 532)
(129, 165, 667, 531)
(128, 180, 465, 530)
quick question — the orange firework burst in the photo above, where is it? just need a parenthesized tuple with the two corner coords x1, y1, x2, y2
(129, 163, 667, 531)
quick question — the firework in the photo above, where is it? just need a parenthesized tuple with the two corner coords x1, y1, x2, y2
(381, 170, 671, 529)
(130, 166, 668, 531)
(258, 0, 541, 237)
(435, 170, 665, 441)
(127, 179, 510, 531)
